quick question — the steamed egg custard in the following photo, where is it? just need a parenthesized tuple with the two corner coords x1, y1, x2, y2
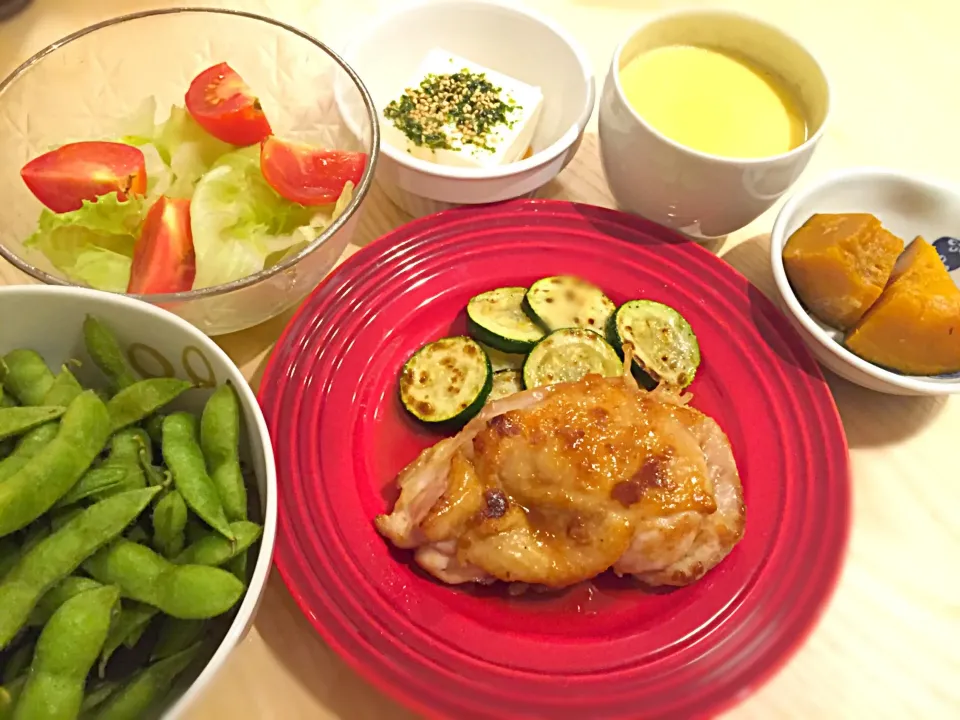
(619, 45, 807, 159)
(382, 49, 543, 168)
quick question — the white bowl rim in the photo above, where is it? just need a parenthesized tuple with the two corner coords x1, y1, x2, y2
(0, 6, 380, 305)
(340, 0, 596, 181)
(771, 165, 960, 394)
(609, 7, 832, 167)
(0, 284, 279, 716)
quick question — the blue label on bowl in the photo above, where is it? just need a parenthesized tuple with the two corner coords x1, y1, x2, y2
(933, 236, 960, 277)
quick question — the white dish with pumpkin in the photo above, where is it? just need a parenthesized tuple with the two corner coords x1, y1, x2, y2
(771, 167, 960, 395)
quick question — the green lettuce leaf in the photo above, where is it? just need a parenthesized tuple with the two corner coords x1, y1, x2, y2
(190, 146, 354, 289)
(122, 104, 233, 199)
(24, 193, 146, 292)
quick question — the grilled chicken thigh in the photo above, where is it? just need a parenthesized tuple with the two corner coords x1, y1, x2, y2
(376, 373, 745, 589)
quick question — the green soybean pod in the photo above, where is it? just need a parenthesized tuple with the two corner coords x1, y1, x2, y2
(2, 643, 32, 684)
(0, 676, 24, 720)
(0, 387, 14, 407)
(40, 366, 83, 407)
(0, 407, 65, 442)
(0, 425, 60, 485)
(0, 391, 110, 538)
(142, 415, 164, 447)
(174, 521, 262, 567)
(82, 316, 138, 393)
(90, 644, 200, 720)
(200, 384, 247, 523)
(83, 539, 244, 619)
(53, 465, 134, 509)
(18, 522, 50, 555)
(0, 538, 17, 580)
(97, 602, 158, 677)
(151, 618, 206, 661)
(107, 379, 192, 434)
(152, 490, 188, 559)
(79, 681, 119, 715)
(27, 576, 102, 628)
(0, 487, 160, 650)
(162, 413, 233, 540)
(0, 351, 55, 407)
(13, 585, 119, 720)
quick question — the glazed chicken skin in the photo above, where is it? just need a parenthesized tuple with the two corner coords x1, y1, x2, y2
(376, 373, 745, 589)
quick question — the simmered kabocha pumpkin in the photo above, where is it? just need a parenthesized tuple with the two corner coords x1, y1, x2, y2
(783, 213, 905, 329)
(845, 237, 960, 375)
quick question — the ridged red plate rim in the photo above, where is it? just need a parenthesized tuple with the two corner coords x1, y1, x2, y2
(259, 199, 851, 720)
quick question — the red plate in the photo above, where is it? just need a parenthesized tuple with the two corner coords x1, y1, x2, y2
(260, 200, 850, 720)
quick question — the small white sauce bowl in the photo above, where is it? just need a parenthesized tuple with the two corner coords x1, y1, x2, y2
(598, 9, 830, 240)
(335, 0, 595, 217)
(771, 168, 960, 396)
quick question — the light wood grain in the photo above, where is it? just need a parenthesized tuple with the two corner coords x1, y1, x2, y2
(3, 1, 959, 718)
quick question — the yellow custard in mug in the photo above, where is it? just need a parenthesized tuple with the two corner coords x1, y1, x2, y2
(619, 45, 807, 158)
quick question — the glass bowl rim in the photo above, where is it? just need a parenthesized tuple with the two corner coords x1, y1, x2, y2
(0, 6, 381, 304)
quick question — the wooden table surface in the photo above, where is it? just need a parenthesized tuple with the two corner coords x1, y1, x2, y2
(3, 0, 959, 718)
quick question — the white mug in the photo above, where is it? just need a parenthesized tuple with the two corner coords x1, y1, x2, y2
(598, 9, 831, 240)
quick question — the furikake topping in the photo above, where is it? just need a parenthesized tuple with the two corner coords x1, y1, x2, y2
(383, 68, 521, 152)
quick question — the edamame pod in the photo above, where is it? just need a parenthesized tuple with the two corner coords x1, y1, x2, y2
(79, 681, 119, 714)
(0, 538, 17, 580)
(41, 366, 83, 407)
(200, 384, 247, 522)
(152, 490, 188, 559)
(142, 415, 164, 446)
(53, 465, 135, 509)
(174, 521, 262, 567)
(0, 407, 65, 442)
(28, 576, 102, 627)
(1, 642, 31, 684)
(0, 487, 160, 649)
(83, 315, 138, 393)
(0, 425, 59, 485)
(13, 585, 119, 720)
(0, 676, 24, 720)
(150, 617, 206, 661)
(0, 351, 55, 407)
(107, 379, 192, 434)
(162, 413, 233, 540)
(89, 644, 200, 720)
(83, 539, 244, 619)
(0, 391, 110, 538)
(98, 602, 157, 677)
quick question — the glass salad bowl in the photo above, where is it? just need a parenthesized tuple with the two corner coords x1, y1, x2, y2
(0, 8, 378, 336)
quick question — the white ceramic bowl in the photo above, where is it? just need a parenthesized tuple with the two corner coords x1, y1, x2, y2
(598, 9, 830, 239)
(771, 167, 960, 395)
(0, 285, 277, 717)
(335, 0, 595, 217)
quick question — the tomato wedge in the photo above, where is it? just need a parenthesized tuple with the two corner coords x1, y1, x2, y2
(20, 141, 147, 213)
(260, 136, 367, 206)
(127, 197, 196, 295)
(185, 62, 273, 146)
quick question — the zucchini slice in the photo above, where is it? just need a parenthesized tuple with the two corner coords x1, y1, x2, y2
(522, 328, 622, 389)
(607, 300, 700, 389)
(399, 337, 492, 424)
(522, 276, 616, 333)
(478, 343, 525, 372)
(488, 370, 524, 402)
(467, 287, 544, 353)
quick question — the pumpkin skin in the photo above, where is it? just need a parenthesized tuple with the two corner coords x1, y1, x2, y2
(845, 237, 960, 376)
(783, 213, 904, 330)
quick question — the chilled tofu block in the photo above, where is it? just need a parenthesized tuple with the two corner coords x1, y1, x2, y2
(381, 48, 543, 168)
(782, 213, 905, 330)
